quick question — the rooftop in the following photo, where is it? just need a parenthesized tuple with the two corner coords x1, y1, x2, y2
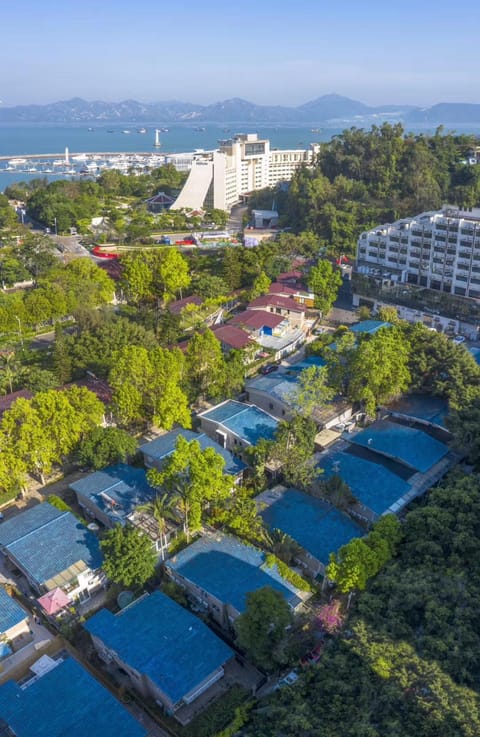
(212, 324, 253, 350)
(199, 400, 278, 445)
(167, 532, 303, 613)
(318, 449, 411, 516)
(230, 309, 286, 331)
(0, 587, 27, 634)
(0, 656, 147, 737)
(385, 394, 449, 429)
(70, 463, 156, 526)
(0, 389, 33, 416)
(0, 503, 102, 589)
(85, 591, 232, 705)
(139, 429, 246, 476)
(260, 487, 363, 565)
(350, 420, 449, 473)
(168, 295, 203, 315)
(248, 294, 306, 313)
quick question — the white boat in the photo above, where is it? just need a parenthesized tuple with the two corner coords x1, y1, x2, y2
(53, 159, 65, 167)
(27, 167, 38, 172)
(8, 158, 27, 166)
(122, 130, 131, 134)
(137, 128, 147, 134)
(72, 154, 88, 162)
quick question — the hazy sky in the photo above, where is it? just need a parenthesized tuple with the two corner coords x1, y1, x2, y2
(2, 0, 478, 107)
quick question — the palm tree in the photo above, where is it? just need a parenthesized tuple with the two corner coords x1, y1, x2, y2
(138, 493, 178, 557)
(262, 528, 302, 565)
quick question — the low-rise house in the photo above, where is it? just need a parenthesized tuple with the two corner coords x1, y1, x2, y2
(0, 654, 147, 737)
(198, 399, 278, 453)
(246, 362, 353, 429)
(139, 427, 246, 480)
(230, 309, 305, 359)
(258, 487, 363, 577)
(0, 503, 103, 603)
(269, 282, 315, 308)
(167, 294, 203, 315)
(211, 324, 254, 356)
(70, 464, 157, 530)
(84, 591, 233, 721)
(0, 587, 30, 656)
(248, 294, 306, 329)
(166, 530, 308, 627)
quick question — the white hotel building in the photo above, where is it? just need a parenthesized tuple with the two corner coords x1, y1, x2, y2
(357, 205, 480, 301)
(171, 133, 319, 212)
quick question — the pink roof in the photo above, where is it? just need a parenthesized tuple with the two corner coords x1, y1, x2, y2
(66, 377, 113, 405)
(212, 325, 252, 350)
(168, 295, 203, 315)
(231, 309, 285, 330)
(38, 587, 70, 615)
(248, 294, 306, 313)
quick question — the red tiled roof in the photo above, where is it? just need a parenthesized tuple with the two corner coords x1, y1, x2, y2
(269, 282, 298, 296)
(212, 325, 252, 350)
(167, 295, 203, 315)
(231, 309, 285, 330)
(0, 390, 34, 415)
(277, 270, 303, 282)
(66, 378, 113, 405)
(248, 294, 306, 313)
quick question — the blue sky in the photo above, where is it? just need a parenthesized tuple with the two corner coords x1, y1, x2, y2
(1, 0, 479, 107)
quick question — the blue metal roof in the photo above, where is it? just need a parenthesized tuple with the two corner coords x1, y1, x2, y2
(350, 420, 449, 473)
(0, 503, 62, 548)
(201, 401, 278, 445)
(167, 533, 302, 613)
(70, 463, 157, 525)
(387, 394, 449, 428)
(200, 399, 248, 424)
(0, 503, 102, 588)
(85, 591, 232, 705)
(139, 429, 247, 476)
(261, 488, 363, 565)
(0, 656, 147, 737)
(349, 320, 392, 335)
(247, 373, 298, 403)
(0, 587, 27, 634)
(319, 450, 412, 516)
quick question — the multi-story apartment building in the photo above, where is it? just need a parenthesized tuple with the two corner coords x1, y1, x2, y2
(353, 205, 480, 338)
(171, 133, 319, 212)
(357, 205, 480, 300)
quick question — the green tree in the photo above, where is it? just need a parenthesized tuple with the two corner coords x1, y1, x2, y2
(289, 365, 335, 415)
(101, 525, 157, 588)
(308, 260, 343, 315)
(77, 427, 137, 470)
(348, 327, 411, 414)
(155, 248, 191, 305)
(147, 436, 233, 537)
(249, 271, 271, 300)
(185, 329, 226, 400)
(269, 415, 318, 489)
(137, 492, 178, 553)
(235, 586, 293, 670)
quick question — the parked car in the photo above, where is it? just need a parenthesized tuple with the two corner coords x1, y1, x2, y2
(276, 671, 299, 689)
(260, 363, 279, 375)
(453, 335, 466, 344)
(300, 642, 325, 667)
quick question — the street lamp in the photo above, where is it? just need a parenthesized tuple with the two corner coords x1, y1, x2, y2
(54, 217, 58, 236)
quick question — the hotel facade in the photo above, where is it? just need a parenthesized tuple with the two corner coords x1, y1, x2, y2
(171, 133, 319, 212)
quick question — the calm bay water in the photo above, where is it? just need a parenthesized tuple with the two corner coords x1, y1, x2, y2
(1, 120, 480, 193)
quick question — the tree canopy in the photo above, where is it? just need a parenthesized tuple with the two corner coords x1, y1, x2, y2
(100, 524, 157, 589)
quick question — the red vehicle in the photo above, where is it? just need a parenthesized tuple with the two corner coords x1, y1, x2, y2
(300, 642, 324, 667)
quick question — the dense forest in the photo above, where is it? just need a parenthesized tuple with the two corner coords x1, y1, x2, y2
(245, 471, 480, 737)
(250, 124, 480, 255)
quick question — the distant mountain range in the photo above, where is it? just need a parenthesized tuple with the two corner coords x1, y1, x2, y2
(1, 94, 480, 125)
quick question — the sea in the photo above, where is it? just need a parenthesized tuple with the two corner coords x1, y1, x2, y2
(1, 120, 480, 193)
